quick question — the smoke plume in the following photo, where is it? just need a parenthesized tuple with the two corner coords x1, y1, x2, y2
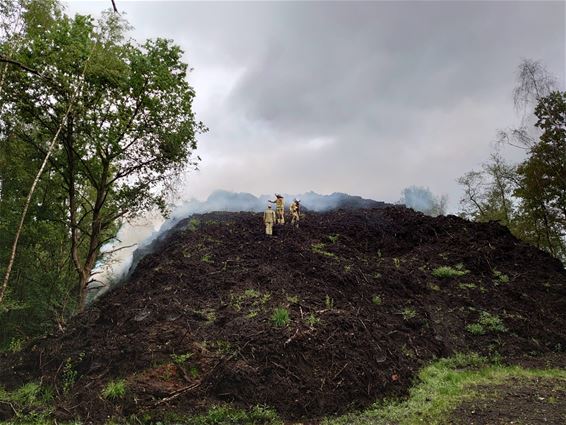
(87, 190, 387, 303)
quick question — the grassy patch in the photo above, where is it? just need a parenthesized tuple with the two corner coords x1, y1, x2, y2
(102, 379, 127, 400)
(311, 242, 337, 259)
(201, 254, 214, 263)
(0, 382, 53, 422)
(325, 295, 334, 310)
(286, 295, 299, 304)
(458, 282, 477, 290)
(305, 313, 320, 327)
(323, 353, 566, 425)
(402, 307, 416, 320)
(327, 234, 340, 244)
(432, 264, 470, 278)
(230, 289, 270, 313)
(160, 404, 283, 425)
(186, 217, 201, 231)
(493, 270, 510, 284)
(466, 311, 508, 335)
(170, 353, 193, 365)
(271, 308, 290, 327)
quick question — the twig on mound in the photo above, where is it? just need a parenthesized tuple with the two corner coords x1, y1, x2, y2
(271, 361, 301, 382)
(284, 328, 300, 345)
(332, 362, 350, 381)
(154, 381, 202, 406)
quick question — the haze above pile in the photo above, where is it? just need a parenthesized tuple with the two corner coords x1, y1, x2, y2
(67, 0, 565, 211)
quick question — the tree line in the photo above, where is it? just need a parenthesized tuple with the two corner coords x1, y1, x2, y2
(458, 60, 565, 263)
(0, 0, 205, 349)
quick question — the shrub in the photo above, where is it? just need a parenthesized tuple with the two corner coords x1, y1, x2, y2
(102, 379, 127, 400)
(372, 295, 382, 305)
(271, 308, 290, 327)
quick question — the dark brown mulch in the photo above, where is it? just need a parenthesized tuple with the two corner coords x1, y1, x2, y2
(1, 207, 565, 423)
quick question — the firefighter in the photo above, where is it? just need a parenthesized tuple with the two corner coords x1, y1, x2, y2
(290, 199, 300, 227)
(263, 204, 276, 235)
(269, 194, 285, 224)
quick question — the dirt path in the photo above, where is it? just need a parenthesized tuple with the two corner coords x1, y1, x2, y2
(452, 376, 566, 425)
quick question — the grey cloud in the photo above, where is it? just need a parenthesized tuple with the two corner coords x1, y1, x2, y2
(229, 1, 564, 140)
(67, 0, 564, 210)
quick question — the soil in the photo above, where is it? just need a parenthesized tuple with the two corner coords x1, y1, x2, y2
(1, 207, 565, 424)
(451, 376, 566, 424)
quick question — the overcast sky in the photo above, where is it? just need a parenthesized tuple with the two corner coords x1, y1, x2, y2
(67, 0, 565, 212)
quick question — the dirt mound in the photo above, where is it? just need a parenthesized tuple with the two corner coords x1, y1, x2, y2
(1, 207, 565, 423)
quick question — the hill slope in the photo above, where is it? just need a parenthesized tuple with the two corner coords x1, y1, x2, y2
(1, 207, 565, 423)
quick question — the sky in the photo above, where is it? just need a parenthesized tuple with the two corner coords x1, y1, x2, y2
(66, 0, 565, 212)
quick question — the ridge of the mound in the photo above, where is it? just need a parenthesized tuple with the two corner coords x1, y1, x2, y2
(1, 207, 565, 423)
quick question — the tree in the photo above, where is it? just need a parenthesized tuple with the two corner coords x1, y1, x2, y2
(0, 4, 205, 313)
(514, 91, 566, 257)
(458, 153, 517, 226)
(457, 60, 565, 263)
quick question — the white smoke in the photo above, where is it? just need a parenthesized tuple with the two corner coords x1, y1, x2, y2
(87, 190, 387, 303)
(399, 186, 447, 217)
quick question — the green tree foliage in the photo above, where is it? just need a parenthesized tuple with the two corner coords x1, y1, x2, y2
(458, 61, 565, 263)
(515, 91, 566, 257)
(0, 0, 205, 347)
(458, 153, 517, 226)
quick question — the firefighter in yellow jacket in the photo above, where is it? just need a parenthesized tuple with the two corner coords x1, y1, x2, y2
(263, 204, 276, 235)
(269, 194, 285, 224)
(290, 199, 300, 228)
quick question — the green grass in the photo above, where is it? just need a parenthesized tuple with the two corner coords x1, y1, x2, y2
(102, 379, 127, 400)
(0, 382, 54, 423)
(163, 404, 283, 425)
(305, 313, 320, 327)
(170, 353, 193, 365)
(311, 242, 337, 258)
(432, 264, 470, 278)
(402, 307, 416, 320)
(201, 254, 214, 263)
(244, 289, 260, 298)
(186, 217, 201, 231)
(286, 295, 299, 304)
(466, 311, 508, 335)
(323, 353, 566, 425)
(325, 294, 334, 309)
(493, 270, 510, 284)
(327, 234, 340, 244)
(271, 308, 290, 327)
